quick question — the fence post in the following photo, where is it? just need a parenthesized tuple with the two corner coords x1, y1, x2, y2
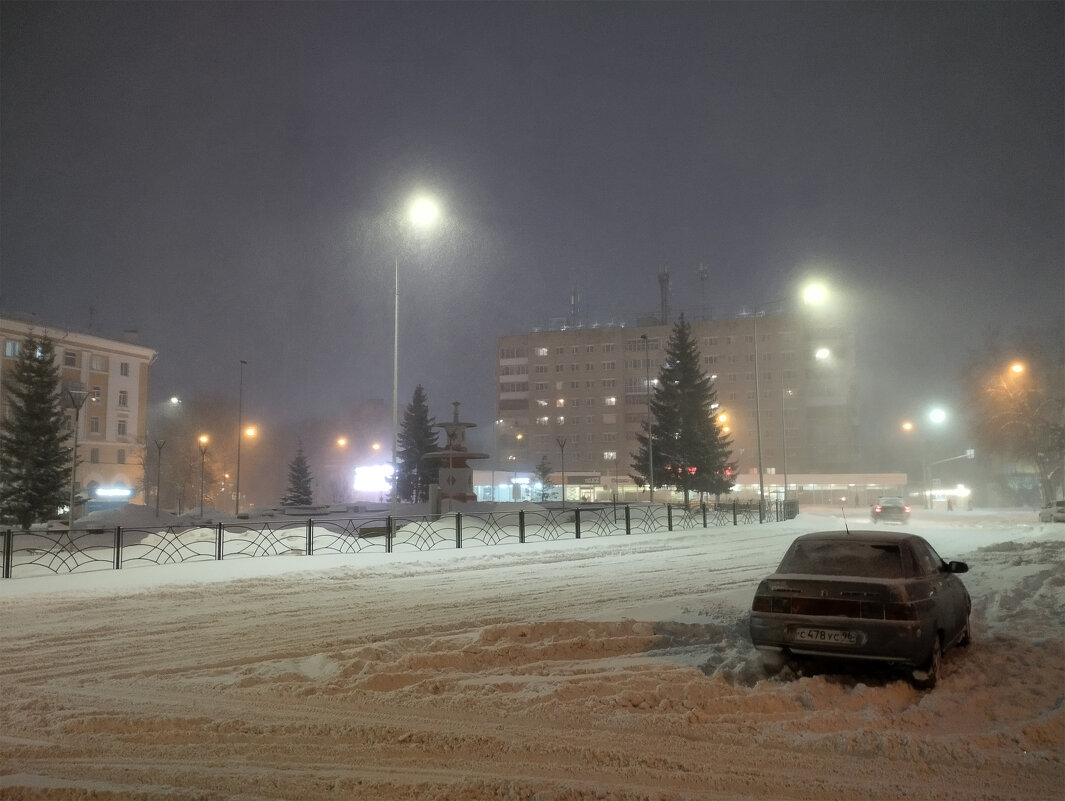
(3, 529, 13, 579)
(625, 505, 631, 535)
(387, 516, 394, 554)
(667, 504, 673, 531)
(216, 522, 224, 560)
(306, 519, 314, 556)
(733, 501, 738, 526)
(574, 508, 581, 539)
(519, 510, 525, 544)
(114, 527, 123, 570)
(456, 512, 463, 549)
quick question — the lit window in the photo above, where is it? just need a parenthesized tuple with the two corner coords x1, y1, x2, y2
(605, 397, 616, 406)
(603, 451, 617, 461)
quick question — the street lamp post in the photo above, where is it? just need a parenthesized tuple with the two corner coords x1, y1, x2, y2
(391, 193, 441, 518)
(235, 359, 247, 516)
(640, 334, 654, 503)
(198, 435, 209, 517)
(781, 388, 792, 504)
(752, 315, 766, 521)
(67, 385, 90, 531)
(154, 438, 166, 517)
(556, 436, 567, 510)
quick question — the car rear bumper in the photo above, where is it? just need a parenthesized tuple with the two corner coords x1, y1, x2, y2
(750, 613, 929, 666)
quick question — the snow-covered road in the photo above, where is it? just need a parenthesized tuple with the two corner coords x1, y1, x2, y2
(1, 508, 1061, 800)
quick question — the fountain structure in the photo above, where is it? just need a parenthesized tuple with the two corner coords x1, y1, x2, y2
(424, 402, 489, 506)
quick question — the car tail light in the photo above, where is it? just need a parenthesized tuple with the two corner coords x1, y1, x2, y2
(874, 505, 883, 512)
(752, 595, 793, 613)
(903, 505, 911, 513)
(883, 603, 917, 621)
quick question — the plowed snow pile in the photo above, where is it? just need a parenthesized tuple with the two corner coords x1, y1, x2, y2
(1, 508, 1062, 800)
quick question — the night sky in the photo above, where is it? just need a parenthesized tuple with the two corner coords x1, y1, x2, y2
(2, 1, 1062, 457)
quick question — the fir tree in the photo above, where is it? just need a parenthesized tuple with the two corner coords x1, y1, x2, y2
(0, 335, 72, 528)
(534, 454, 554, 502)
(631, 317, 734, 505)
(397, 385, 440, 503)
(280, 442, 315, 506)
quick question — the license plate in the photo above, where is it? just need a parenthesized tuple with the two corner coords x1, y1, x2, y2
(792, 627, 857, 646)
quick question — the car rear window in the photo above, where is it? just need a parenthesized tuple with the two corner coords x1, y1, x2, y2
(777, 541, 905, 578)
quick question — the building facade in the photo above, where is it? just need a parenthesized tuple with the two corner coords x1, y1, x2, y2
(495, 309, 858, 499)
(1, 314, 158, 511)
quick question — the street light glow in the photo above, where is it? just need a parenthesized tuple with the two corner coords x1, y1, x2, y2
(408, 195, 441, 228)
(802, 282, 828, 306)
(928, 408, 947, 425)
(1010, 362, 1025, 374)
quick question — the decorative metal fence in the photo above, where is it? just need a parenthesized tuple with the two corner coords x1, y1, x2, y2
(1, 500, 793, 579)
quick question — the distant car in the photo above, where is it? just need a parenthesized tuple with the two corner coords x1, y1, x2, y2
(749, 530, 971, 689)
(1037, 500, 1065, 523)
(871, 496, 910, 524)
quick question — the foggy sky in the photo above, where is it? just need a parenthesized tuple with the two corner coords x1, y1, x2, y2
(2, 1, 1062, 456)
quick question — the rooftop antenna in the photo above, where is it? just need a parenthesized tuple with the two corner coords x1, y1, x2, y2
(568, 287, 582, 328)
(841, 507, 851, 534)
(658, 267, 671, 324)
(697, 263, 709, 320)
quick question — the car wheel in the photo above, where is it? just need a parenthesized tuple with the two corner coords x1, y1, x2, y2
(912, 634, 942, 690)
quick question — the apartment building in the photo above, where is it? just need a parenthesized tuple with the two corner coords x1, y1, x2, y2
(495, 310, 858, 496)
(1, 314, 158, 510)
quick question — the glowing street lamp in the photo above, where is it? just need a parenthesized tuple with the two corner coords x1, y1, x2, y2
(198, 435, 209, 517)
(235, 360, 248, 516)
(392, 192, 442, 516)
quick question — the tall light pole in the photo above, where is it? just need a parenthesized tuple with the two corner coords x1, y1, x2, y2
(391, 193, 441, 518)
(556, 436, 567, 509)
(640, 334, 654, 503)
(67, 385, 90, 531)
(752, 315, 766, 520)
(781, 388, 792, 503)
(198, 435, 209, 517)
(154, 438, 166, 517)
(234, 359, 247, 516)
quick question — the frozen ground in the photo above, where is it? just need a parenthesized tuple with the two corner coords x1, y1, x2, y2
(1, 506, 1062, 800)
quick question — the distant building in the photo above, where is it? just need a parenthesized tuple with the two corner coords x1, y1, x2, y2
(494, 307, 858, 500)
(1, 314, 157, 511)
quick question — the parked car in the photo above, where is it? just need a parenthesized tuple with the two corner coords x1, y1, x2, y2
(1037, 500, 1065, 523)
(871, 496, 910, 523)
(749, 530, 971, 689)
